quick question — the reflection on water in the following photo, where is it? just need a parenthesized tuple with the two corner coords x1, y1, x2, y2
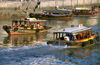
(0, 13, 100, 65)
(1, 15, 100, 47)
(3, 33, 48, 47)
(0, 43, 100, 65)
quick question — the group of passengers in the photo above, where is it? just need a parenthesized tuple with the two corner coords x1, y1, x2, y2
(73, 10, 96, 15)
(60, 30, 94, 41)
(75, 31, 94, 40)
(11, 18, 47, 30)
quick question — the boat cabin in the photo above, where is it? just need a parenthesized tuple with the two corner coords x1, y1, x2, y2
(73, 7, 96, 16)
(53, 26, 95, 43)
(29, 9, 73, 19)
(11, 18, 47, 30)
(43, 9, 72, 16)
(3, 17, 50, 35)
(93, 5, 100, 12)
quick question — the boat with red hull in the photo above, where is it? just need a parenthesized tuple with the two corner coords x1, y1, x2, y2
(73, 7, 97, 16)
(3, 18, 51, 35)
(93, 5, 100, 12)
(47, 24, 98, 48)
(29, 9, 73, 19)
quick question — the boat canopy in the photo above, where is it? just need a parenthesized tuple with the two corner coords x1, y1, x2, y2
(93, 5, 100, 8)
(27, 18, 47, 22)
(56, 26, 91, 33)
(75, 7, 91, 10)
(43, 9, 72, 14)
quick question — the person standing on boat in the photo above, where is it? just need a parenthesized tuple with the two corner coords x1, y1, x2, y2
(24, 19, 27, 25)
(14, 20, 18, 27)
(19, 20, 23, 26)
(12, 20, 18, 27)
(44, 23, 46, 29)
(37, 23, 40, 28)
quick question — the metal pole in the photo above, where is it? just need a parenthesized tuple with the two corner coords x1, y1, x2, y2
(59, 33, 60, 38)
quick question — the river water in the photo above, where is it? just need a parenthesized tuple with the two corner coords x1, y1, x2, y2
(0, 13, 100, 65)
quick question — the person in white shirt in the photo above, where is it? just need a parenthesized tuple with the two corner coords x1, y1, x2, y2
(64, 36, 70, 41)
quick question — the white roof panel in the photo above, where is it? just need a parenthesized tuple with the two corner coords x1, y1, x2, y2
(57, 26, 89, 33)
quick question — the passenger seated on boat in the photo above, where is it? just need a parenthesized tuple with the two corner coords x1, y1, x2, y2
(76, 34, 81, 40)
(85, 32, 88, 38)
(24, 24, 28, 29)
(12, 20, 18, 26)
(44, 24, 47, 29)
(60, 37, 64, 40)
(31, 25, 34, 29)
(65, 33, 74, 41)
(82, 32, 86, 38)
(86, 31, 89, 38)
(19, 20, 23, 25)
(70, 35, 74, 41)
(77, 11, 79, 15)
(88, 30, 92, 36)
(37, 23, 40, 27)
(24, 20, 27, 25)
(20, 25, 24, 27)
(64, 36, 70, 41)
(79, 33, 83, 39)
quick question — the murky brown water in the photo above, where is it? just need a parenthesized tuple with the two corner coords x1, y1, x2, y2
(0, 13, 100, 65)
(0, 13, 100, 47)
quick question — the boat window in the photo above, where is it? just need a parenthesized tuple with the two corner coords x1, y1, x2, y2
(74, 30, 94, 40)
(76, 34, 81, 40)
(65, 33, 74, 41)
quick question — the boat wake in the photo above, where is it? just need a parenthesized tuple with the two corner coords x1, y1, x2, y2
(0, 45, 72, 65)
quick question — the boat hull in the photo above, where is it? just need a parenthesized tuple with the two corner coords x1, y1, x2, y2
(47, 35, 97, 48)
(33, 14, 72, 19)
(3, 25, 51, 35)
(73, 14, 96, 17)
(9, 29, 48, 35)
(47, 39, 96, 48)
(36, 17, 72, 19)
(95, 8, 100, 12)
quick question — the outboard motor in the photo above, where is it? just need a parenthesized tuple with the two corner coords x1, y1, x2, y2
(3, 25, 10, 34)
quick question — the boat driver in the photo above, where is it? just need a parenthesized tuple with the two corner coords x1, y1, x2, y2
(64, 36, 70, 41)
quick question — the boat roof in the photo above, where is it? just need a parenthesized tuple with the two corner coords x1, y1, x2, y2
(27, 18, 47, 22)
(56, 26, 91, 33)
(75, 7, 91, 10)
(43, 9, 72, 14)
